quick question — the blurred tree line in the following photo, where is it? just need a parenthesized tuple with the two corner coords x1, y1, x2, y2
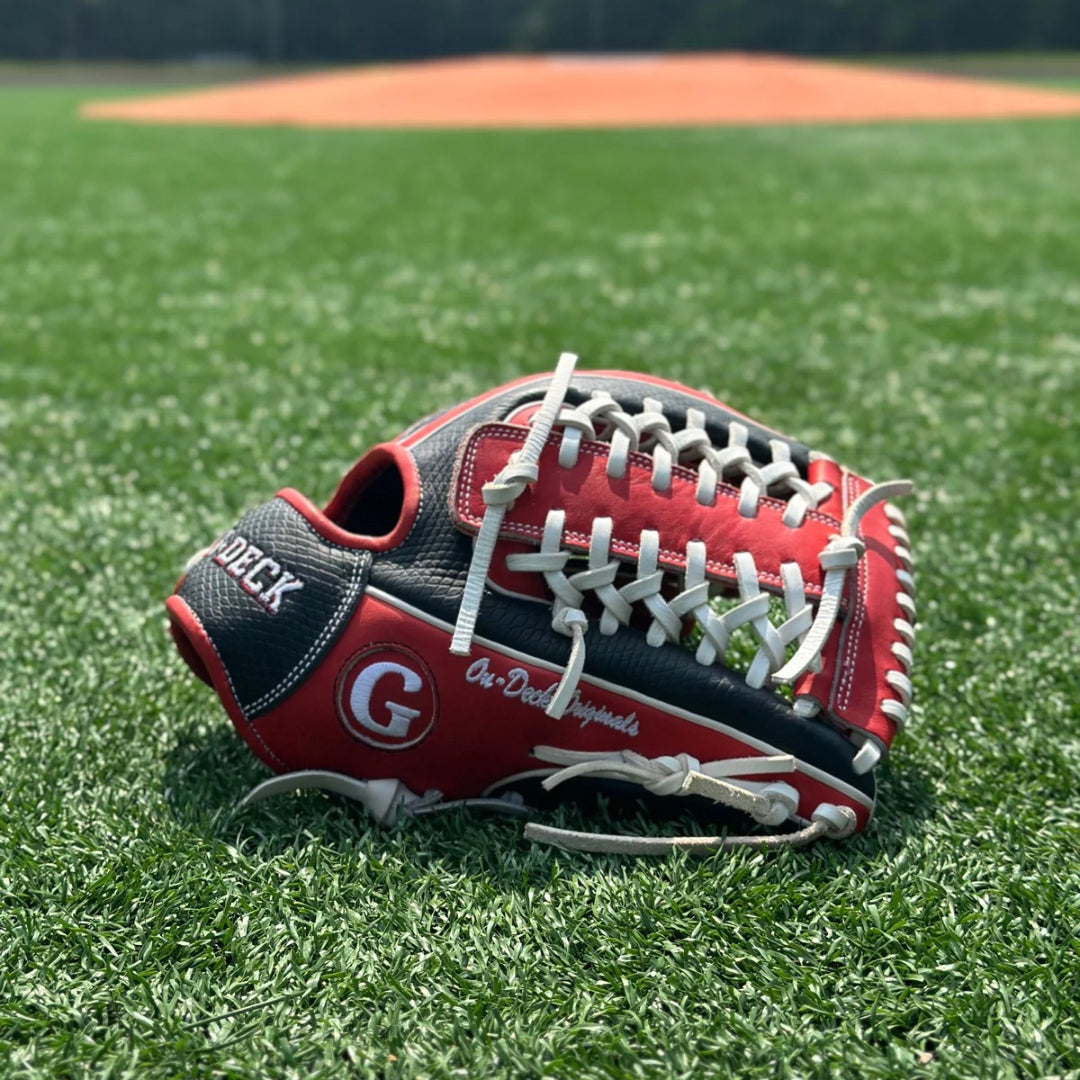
(2, 0, 1078, 61)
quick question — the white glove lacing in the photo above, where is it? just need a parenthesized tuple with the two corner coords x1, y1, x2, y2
(449, 353, 913, 724)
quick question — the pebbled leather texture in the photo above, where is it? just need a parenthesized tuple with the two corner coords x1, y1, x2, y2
(175, 496, 370, 718)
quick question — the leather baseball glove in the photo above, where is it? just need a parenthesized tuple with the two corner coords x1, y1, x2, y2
(167, 353, 914, 853)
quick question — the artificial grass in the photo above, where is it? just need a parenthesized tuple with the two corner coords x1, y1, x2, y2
(1, 87, 1079, 1079)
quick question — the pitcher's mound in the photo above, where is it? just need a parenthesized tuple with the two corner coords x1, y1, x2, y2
(82, 53, 1080, 129)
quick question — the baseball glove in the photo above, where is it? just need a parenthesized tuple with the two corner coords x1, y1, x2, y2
(167, 353, 915, 854)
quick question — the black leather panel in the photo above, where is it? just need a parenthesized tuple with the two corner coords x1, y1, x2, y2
(413, 372, 810, 474)
(566, 374, 811, 475)
(177, 497, 370, 718)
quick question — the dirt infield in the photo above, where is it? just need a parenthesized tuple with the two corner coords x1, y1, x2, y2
(81, 53, 1080, 129)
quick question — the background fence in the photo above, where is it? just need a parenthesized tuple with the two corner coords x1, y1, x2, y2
(3, 0, 1079, 63)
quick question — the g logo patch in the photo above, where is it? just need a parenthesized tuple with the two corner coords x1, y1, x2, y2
(336, 645, 438, 750)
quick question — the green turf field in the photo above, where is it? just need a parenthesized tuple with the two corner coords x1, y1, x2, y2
(2, 86, 1079, 1079)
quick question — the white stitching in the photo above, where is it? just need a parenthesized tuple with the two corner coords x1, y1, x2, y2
(836, 472, 867, 712)
(244, 549, 367, 715)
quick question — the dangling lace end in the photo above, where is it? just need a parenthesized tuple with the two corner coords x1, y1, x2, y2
(522, 793, 855, 855)
(238, 771, 420, 825)
(545, 608, 587, 718)
(450, 503, 507, 655)
(523, 816, 834, 855)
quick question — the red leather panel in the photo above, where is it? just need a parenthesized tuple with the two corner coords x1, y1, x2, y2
(451, 423, 841, 597)
(794, 460, 907, 748)
(247, 594, 874, 829)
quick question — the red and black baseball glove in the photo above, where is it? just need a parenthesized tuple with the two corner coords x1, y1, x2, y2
(167, 354, 914, 853)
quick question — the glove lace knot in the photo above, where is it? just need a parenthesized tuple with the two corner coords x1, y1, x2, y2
(523, 746, 857, 853)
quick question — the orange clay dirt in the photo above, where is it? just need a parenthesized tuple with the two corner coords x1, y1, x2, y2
(82, 53, 1080, 129)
